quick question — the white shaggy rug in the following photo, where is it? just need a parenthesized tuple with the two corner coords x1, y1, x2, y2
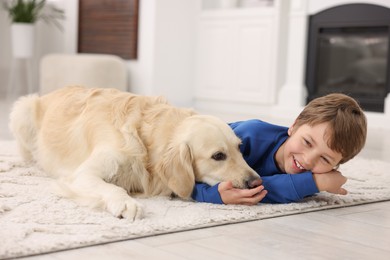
(1, 140, 390, 259)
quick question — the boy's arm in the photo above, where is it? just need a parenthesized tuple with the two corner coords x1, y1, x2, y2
(259, 172, 319, 203)
(192, 182, 267, 205)
(192, 182, 224, 204)
(205, 173, 320, 204)
(216, 173, 319, 204)
(312, 170, 348, 195)
(218, 171, 347, 204)
(192, 172, 319, 204)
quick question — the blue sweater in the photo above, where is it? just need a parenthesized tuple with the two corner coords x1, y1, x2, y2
(191, 119, 319, 204)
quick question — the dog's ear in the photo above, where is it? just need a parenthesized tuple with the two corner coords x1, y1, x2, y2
(157, 142, 195, 199)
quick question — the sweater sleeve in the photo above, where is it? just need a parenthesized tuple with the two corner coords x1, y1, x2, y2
(261, 172, 319, 203)
(192, 182, 224, 204)
(192, 172, 319, 205)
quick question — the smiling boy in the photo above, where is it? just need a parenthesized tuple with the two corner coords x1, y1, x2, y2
(192, 93, 367, 205)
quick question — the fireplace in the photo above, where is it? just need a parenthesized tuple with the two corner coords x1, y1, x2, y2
(305, 3, 390, 112)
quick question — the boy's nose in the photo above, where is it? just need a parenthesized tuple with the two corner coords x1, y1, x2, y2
(303, 153, 317, 168)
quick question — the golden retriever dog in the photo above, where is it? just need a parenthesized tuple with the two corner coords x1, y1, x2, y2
(9, 86, 261, 221)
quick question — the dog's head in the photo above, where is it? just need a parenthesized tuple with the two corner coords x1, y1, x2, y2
(157, 115, 261, 199)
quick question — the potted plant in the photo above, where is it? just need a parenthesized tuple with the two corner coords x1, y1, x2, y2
(2, 0, 65, 58)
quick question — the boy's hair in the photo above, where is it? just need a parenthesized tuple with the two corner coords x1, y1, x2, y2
(294, 93, 367, 164)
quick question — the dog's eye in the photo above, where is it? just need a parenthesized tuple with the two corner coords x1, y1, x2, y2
(211, 152, 226, 161)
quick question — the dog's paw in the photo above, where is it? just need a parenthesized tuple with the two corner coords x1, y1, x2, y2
(106, 197, 144, 221)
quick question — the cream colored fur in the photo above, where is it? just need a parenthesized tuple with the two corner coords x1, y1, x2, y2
(9, 86, 260, 221)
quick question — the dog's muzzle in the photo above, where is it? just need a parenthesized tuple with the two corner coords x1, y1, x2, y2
(245, 177, 262, 189)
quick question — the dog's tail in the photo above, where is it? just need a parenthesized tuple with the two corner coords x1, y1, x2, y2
(9, 94, 41, 162)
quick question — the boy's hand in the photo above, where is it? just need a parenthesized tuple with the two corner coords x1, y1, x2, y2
(218, 181, 267, 205)
(312, 170, 348, 195)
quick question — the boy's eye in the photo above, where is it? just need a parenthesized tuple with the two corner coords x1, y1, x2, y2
(303, 138, 311, 147)
(321, 156, 330, 164)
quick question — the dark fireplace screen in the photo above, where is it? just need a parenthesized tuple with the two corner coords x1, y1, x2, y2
(305, 4, 390, 112)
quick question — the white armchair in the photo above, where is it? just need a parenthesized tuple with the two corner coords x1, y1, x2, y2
(39, 53, 128, 94)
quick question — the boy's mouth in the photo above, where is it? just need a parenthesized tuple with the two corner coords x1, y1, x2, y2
(293, 157, 306, 171)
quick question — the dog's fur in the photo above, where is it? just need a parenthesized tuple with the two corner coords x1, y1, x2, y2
(9, 86, 260, 220)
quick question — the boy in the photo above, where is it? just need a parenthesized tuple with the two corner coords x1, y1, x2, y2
(192, 93, 367, 205)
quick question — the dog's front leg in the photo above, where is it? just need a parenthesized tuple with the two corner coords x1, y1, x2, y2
(64, 148, 143, 221)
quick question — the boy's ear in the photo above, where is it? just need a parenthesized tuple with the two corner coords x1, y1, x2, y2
(288, 121, 296, 136)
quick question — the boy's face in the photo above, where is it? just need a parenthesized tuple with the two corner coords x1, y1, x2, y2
(276, 122, 342, 174)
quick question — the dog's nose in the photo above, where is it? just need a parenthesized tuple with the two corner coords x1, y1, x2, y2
(245, 177, 262, 189)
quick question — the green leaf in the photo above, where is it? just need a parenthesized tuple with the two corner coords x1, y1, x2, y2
(2, 0, 64, 29)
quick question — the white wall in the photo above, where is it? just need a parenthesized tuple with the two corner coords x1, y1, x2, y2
(0, 0, 78, 96)
(128, 0, 199, 107)
(0, 0, 199, 107)
(1, 0, 389, 128)
(0, 6, 9, 95)
(308, 0, 390, 13)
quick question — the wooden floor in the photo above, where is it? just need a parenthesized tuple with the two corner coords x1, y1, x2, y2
(1, 97, 390, 260)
